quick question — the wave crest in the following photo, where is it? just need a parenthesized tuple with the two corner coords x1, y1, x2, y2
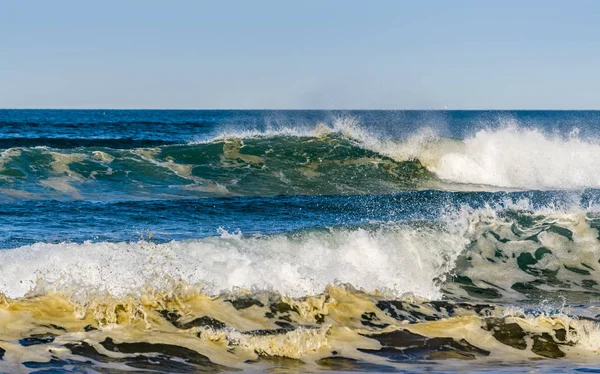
(0, 221, 467, 300)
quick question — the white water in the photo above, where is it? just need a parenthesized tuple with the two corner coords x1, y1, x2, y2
(346, 120, 600, 190)
(3, 199, 600, 303)
(0, 223, 468, 300)
(424, 127, 600, 189)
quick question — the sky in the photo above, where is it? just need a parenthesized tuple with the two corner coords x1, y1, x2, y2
(1, 0, 599, 109)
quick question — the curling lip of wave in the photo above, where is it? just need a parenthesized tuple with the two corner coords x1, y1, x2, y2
(421, 127, 600, 190)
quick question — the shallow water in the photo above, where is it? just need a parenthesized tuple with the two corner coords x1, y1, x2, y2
(2, 110, 600, 372)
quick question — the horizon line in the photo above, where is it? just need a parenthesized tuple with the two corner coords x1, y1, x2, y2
(1, 108, 600, 111)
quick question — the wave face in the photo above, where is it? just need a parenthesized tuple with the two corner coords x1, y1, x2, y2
(3, 110, 600, 372)
(0, 134, 434, 200)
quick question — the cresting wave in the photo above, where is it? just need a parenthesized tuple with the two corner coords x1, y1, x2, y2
(315, 119, 600, 190)
(0, 133, 434, 200)
(2, 200, 600, 303)
(3, 120, 600, 201)
(0, 222, 467, 300)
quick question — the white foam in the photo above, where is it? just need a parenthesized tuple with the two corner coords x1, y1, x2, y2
(3, 198, 599, 302)
(428, 127, 600, 189)
(359, 124, 600, 190)
(0, 223, 468, 300)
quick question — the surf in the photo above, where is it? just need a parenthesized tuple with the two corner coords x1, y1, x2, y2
(1, 285, 600, 372)
(2, 198, 600, 303)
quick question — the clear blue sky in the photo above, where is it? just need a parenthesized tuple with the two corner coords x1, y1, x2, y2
(1, 0, 599, 109)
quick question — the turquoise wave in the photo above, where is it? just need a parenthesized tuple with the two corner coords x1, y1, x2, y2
(0, 134, 436, 200)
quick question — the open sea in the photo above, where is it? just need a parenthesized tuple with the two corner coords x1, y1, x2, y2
(2, 109, 600, 373)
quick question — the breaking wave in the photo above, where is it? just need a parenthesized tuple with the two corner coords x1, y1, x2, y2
(2, 119, 600, 201)
(3, 199, 600, 305)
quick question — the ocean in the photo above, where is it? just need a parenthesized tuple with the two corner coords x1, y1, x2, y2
(2, 109, 600, 372)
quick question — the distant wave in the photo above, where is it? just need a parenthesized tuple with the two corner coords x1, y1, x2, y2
(0, 133, 435, 200)
(2, 119, 600, 201)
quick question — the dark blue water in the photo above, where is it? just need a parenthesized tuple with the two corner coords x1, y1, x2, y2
(3, 109, 600, 143)
(2, 189, 598, 250)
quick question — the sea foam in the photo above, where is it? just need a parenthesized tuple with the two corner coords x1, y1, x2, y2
(0, 223, 467, 300)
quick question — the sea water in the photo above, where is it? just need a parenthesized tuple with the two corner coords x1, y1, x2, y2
(2, 110, 600, 372)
